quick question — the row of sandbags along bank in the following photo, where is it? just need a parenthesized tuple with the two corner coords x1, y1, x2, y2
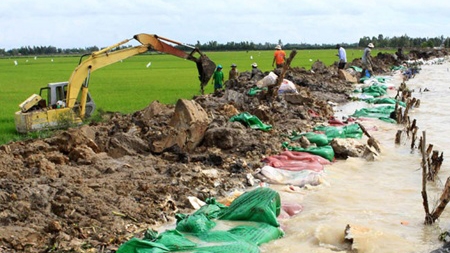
(115, 62, 427, 252)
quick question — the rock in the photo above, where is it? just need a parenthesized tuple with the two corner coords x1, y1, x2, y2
(283, 93, 314, 105)
(203, 127, 246, 150)
(151, 99, 210, 153)
(223, 89, 246, 108)
(221, 104, 239, 117)
(330, 138, 365, 158)
(338, 69, 358, 83)
(109, 129, 150, 158)
(143, 101, 169, 118)
(362, 145, 380, 161)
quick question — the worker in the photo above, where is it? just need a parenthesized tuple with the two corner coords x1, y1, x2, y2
(229, 63, 239, 80)
(272, 45, 286, 69)
(336, 44, 347, 70)
(251, 63, 262, 79)
(56, 100, 66, 108)
(361, 43, 374, 78)
(211, 65, 224, 93)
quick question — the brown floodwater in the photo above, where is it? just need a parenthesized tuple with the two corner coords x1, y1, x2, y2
(261, 58, 450, 253)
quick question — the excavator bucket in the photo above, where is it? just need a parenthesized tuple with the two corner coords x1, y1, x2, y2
(196, 54, 216, 91)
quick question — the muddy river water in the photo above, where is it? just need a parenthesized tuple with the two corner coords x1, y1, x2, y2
(261, 59, 450, 253)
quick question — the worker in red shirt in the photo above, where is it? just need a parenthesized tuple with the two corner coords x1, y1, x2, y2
(272, 45, 286, 69)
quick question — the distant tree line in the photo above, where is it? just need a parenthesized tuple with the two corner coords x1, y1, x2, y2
(1, 34, 448, 56)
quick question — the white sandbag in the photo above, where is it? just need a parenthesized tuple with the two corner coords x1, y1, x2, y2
(278, 79, 298, 94)
(256, 71, 278, 88)
(260, 165, 324, 187)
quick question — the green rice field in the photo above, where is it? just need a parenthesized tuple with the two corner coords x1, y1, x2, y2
(0, 48, 391, 144)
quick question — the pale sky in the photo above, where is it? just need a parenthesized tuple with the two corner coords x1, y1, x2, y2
(1, 0, 449, 50)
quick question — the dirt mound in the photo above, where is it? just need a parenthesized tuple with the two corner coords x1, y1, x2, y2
(0, 48, 447, 252)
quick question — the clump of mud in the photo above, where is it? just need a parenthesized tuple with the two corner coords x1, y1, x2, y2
(0, 48, 447, 252)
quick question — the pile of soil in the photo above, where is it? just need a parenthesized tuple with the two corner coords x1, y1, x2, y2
(0, 49, 447, 253)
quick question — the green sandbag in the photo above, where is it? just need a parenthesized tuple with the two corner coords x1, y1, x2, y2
(313, 124, 363, 142)
(192, 198, 228, 220)
(148, 230, 197, 252)
(228, 222, 284, 246)
(218, 187, 281, 227)
(363, 97, 406, 107)
(175, 212, 216, 233)
(195, 230, 261, 252)
(194, 241, 260, 253)
(376, 77, 387, 83)
(117, 188, 285, 253)
(361, 85, 387, 97)
(378, 117, 397, 124)
(230, 112, 272, 131)
(116, 237, 170, 253)
(282, 142, 335, 162)
(351, 105, 395, 119)
(285, 131, 329, 146)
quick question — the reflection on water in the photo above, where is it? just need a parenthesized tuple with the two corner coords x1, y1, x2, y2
(261, 60, 450, 253)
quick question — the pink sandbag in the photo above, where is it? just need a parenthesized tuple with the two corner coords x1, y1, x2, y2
(262, 156, 324, 172)
(280, 150, 332, 165)
(328, 117, 347, 126)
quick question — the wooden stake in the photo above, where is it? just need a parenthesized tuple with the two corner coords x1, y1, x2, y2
(395, 130, 402, 144)
(421, 131, 433, 224)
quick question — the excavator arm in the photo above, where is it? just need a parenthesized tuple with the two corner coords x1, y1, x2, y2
(66, 33, 215, 118)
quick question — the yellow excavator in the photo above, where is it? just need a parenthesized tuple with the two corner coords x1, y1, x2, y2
(14, 33, 216, 133)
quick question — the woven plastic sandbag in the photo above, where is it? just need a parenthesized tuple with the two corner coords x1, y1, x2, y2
(192, 198, 229, 220)
(361, 85, 387, 97)
(282, 142, 335, 162)
(194, 230, 259, 253)
(218, 187, 280, 227)
(351, 105, 395, 119)
(228, 222, 284, 245)
(313, 124, 363, 142)
(363, 97, 406, 107)
(286, 131, 329, 146)
(149, 230, 197, 252)
(116, 237, 169, 253)
(175, 212, 216, 233)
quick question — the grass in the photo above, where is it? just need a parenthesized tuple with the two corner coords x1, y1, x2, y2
(0, 48, 392, 145)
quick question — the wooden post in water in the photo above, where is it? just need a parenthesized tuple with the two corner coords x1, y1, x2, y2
(431, 178, 450, 223)
(421, 131, 433, 224)
(429, 150, 444, 181)
(395, 130, 402, 144)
